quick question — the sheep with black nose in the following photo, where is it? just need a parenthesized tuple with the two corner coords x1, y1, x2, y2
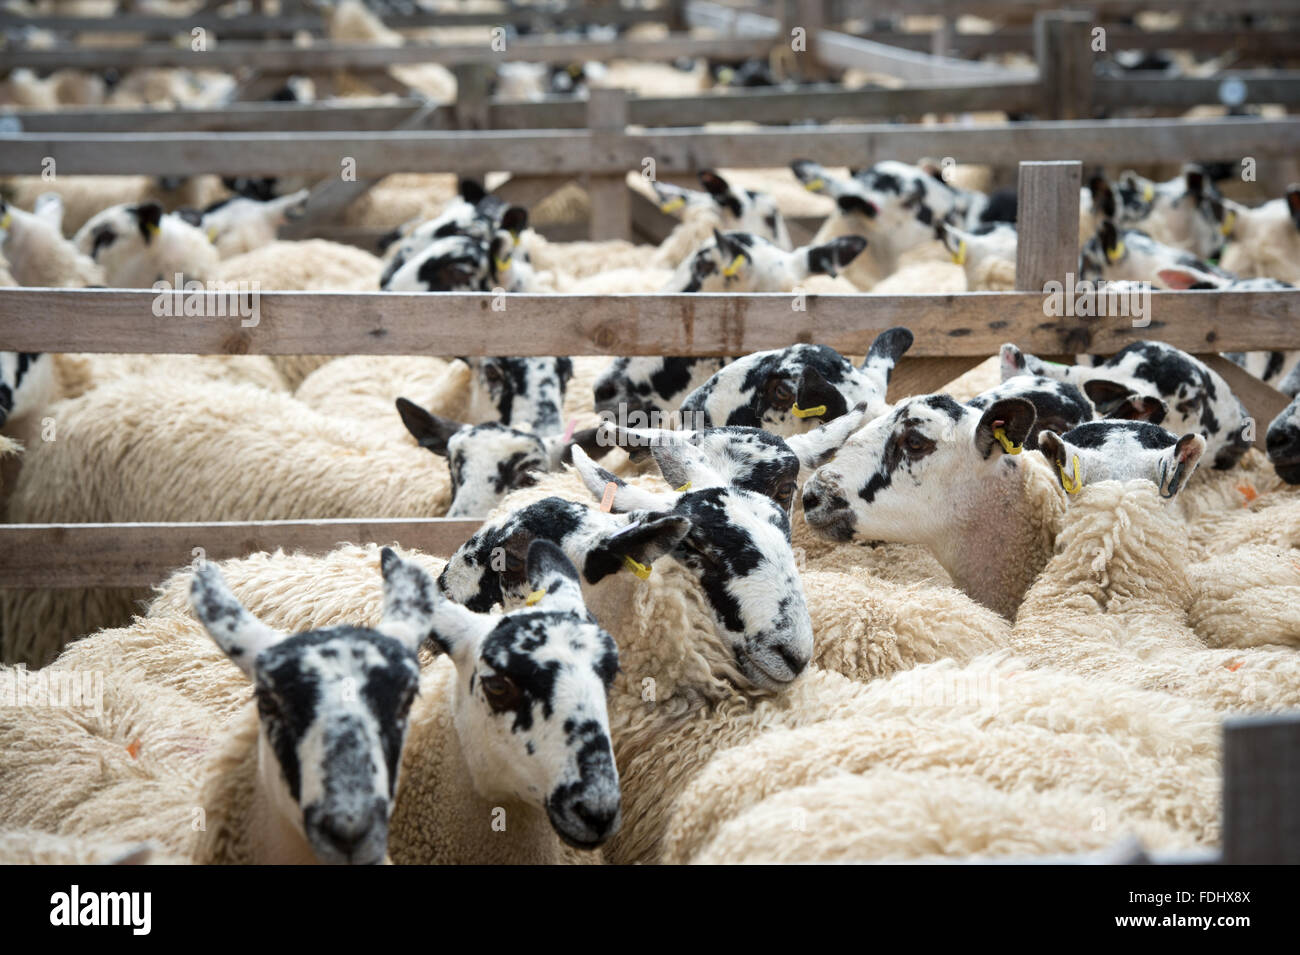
(663, 228, 865, 294)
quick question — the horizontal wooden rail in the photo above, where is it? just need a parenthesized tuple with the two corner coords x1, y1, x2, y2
(3, 117, 1297, 178)
(881, 0, 1300, 14)
(1094, 73, 1300, 110)
(816, 28, 1034, 85)
(1, 289, 1298, 358)
(844, 27, 1300, 59)
(0, 520, 482, 588)
(0, 34, 774, 72)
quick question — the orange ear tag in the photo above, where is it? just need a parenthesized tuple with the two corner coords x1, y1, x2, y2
(600, 481, 617, 512)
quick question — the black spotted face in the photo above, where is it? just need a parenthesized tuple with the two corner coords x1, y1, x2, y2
(464, 356, 572, 433)
(967, 376, 1092, 450)
(591, 356, 729, 417)
(1039, 420, 1206, 498)
(383, 234, 490, 291)
(665, 231, 810, 293)
(1266, 397, 1300, 484)
(0, 350, 43, 428)
(443, 424, 551, 517)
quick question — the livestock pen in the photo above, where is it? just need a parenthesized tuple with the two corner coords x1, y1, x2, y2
(1, 0, 1299, 885)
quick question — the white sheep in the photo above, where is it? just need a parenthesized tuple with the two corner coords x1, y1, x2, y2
(0, 194, 104, 287)
(192, 190, 312, 258)
(72, 201, 220, 287)
(1219, 185, 1300, 284)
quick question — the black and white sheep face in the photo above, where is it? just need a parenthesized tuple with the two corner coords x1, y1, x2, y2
(1078, 222, 1227, 287)
(1008, 341, 1253, 470)
(967, 376, 1094, 450)
(652, 170, 792, 249)
(396, 397, 554, 518)
(189, 563, 423, 866)
(381, 234, 492, 292)
(0, 350, 47, 429)
(592, 356, 730, 418)
(802, 394, 1035, 544)
(678, 330, 912, 436)
(73, 201, 218, 288)
(1266, 394, 1300, 484)
(1037, 421, 1206, 499)
(461, 356, 573, 434)
(940, 221, 1017, 275)
(1110, 167, 1225, 260)
(385, 543, 622, 849)
(663, 229, 866, 293)
(196, 189, 309, 257)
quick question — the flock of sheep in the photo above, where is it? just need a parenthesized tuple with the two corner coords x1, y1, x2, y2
(2, 1, 1300, 867)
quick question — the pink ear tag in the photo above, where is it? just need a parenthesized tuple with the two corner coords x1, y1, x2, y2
(599, 481, 617, 512)
(563, 417, 577, 443)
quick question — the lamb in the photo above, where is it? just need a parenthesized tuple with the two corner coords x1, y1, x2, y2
(1078, 220, 1230, 288)
(661, 229, 866, 293)
(679, 328, 912, 435)
(939, 221, 1017, 291)
(72, 201, 220, 287)
(1004, 341, 1254, 470)
(964, 374, 1097, 449)
(1266, 391, 1300, 483)
(650, 169, 792, 251)
(1037, 421, 1207, 498)
(183, 190, 311, 258)
(0, 194, 105, 288)
(1, 377, 452, 666)
(1102, 165, 1226, 260)
(1218, 185, 1300, 284)
(5, 173, 229, 236)
(591, 356, 732, 419)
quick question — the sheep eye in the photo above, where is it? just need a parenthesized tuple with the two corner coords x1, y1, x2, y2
(504, 550, 525, 573)
(481, 674, 522, 712)
(774, 480, 796, 505)
(903, 431, 934, 454)
(513, 471, 538, 488)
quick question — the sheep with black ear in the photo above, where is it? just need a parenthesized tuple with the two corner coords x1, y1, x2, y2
(1079, 219, 1232, 288)
(591, 356, 733, 420)
(73, 201, 220, 287)
(1104, 165, 1226, 260)
(651, 169, 792, 250)
(663, 229, 866, 293)
(1219, 185, 1300, 284)
(679, 328, 912, 435)
(1037, 421, 1207, 499)
(190, 189, 311, 258)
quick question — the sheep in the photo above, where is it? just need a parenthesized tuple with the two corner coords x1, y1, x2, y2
(679, 328, 912, 435)
(72, 201, 220, 287)
(662, 229, 866, 293)
(1037, 421, 1207, 499)
(0, 194, 104, 288)
(1102, 165, 1226, 260)
(1003, 341, 1254, 470)
(1218, 185, 1300, 284)
(184, 189, 311, 258)
(0, 377, 452, 666)
(591, 356, 732, 420)
(1266, 392, 1300, 483)
(1078, 220, 1230, 288)
(939, 221, 1017, 291)
(964, 375, 1097, 449)
(650, 169, 792, 251)
(5, 173, 230, 236)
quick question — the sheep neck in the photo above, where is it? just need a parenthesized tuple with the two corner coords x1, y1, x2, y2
(927, 457, 1060, 619)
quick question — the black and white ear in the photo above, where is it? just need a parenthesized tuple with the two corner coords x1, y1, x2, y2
(1036, 430, 1070, 474)
(647, 432, 727, 490)
(698, 170, 741, 217)
(523, 539, 587, 615)
(458, 178, 487, 204)
(1098, 220, 1121, 258)
(785, 401, 873, 469)
(379, 546, 485, 659)
(651, 179, 692, 214)
(1082, 378, 1141, 417)
(500, 206, 528, 237)
(837, 194, 877, 219)
(189, 563, 284, 678)
(584, 513, 692, 583)
(1286, 185, 1300, 231)
(712, 228, 746, 265)
(174, 206, 203, 227)
(794, 366, 845, 422)
(1104, 393, 1167, 424)
(1184, 165, 1206, 198)
(999, 343, 1029, 381)
(974, 397, 1037, 459)
(395, 397, 463, 457)
(790, 159, 830, 191)
(132, 201, 164, 242)
(1158, 433, 1206, 499)
(805, 235, 867, 277)
(1088, 175, 1115, 219)
(570, 446, 677, 512)
(860, 326, 914, 388)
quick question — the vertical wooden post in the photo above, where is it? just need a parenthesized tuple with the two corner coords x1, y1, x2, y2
(1222, 714, 1300, 863)
(452, 62, 492, 130)
(1015, 160, 1082, 293)
(586, 88, 631, 242)
(1034, 11, 1095, 120)
(794, 0, 830, 80)
(931, 17, 953, 59)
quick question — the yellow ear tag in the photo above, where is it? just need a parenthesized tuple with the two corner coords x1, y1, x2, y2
(494, 256, 512, 273)
(145, 221, 161, 237)
(722, 254, 746, 277)
(659, 196, 685, 214)
(622, 555, 652, 580)
(675, 482, 691, 492)
(791, 404, 827, 418)
(1106, 240, 1125, 263)
(1220, 208, 1236, 237)
(0, 212, 11, 230)
(992, 426, 1022, 455)
(206, 226, 218, 242)
(952, 238, 967, 266)
(804, 177, 825, 193)
(1142, 184, 1155, 203)
(1059, 455, 1083, 494)
(525, 589, 545, 606)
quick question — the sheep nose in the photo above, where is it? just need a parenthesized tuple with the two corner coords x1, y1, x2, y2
(802, 485, 822, 511)
(1266, 425, 1291, 455)
(572, 799, 621, 840)
(318, 800, 385, 857)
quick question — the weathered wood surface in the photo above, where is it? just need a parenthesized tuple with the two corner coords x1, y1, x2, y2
(1221, 713, 1300, 864)
(2, 289, 1298, 358)
(1015, 160, 1082, 292)
(4, 117, 1296, 177)
(0, 519, 483, 589)
(816, 28, 1036, 84)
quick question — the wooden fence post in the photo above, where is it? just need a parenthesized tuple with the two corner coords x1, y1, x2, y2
(586, 88, 631, 242)
(1015, 160, 1082, 292)
(1222, 713, 1300, 864)
(1034, 11, 1095, 120)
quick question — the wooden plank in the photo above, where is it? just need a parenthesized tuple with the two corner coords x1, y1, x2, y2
(1222, 713, 1300, 864)
(0, 519, 485, 589)
(1034, 11, 1093, 120)
(1, 289, 1298, 358)
(1200, 354, 1292, 451)
(587, 89, 632, 242)
(685, 0, 780, 37)
(1, 102, 444, 135)
(1094, 74, 1300, 110)
(0, 35, 776, 72)
(1015, 160, 1082, 292)
(815, 28, 1035, 85)
(886, 356, 989, 403)
(0, 12, 323, 36)
(7, 117, 1296, 178)
(841, 27, 1300, 59)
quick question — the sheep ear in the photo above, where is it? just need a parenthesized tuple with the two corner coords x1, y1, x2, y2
(712, 228, 745, 263)
(549, 427, 608, 468)
(698, 169, 731, 197)
(132, 201, 164, 242)
(837, 194, 877, 218)
(522, 539, 587, 616)
(1184, 165, 1205, 198)
(999, 343, 1029, 381)
(806, 235, 866, 277)
(32, 193, 64, 232)
(790, 159, 827, 191)
(1083, 378, 1140, 415)
(1158, 267, 1219, 290)
(189, 563, 284, 678)
(500, 206, 528, 236)
(584, 514, 692, 584)
(380, 547, 485, 660)
(570, 446, 677, 512)
(860, 326, 914, 387)
(975, 398, 1036, 459)
(1286, 185, 1300, 231)
(1089, 176, 1116, 219)
(174, 207, 203, 227)
(1037, 430, 1069, 474)
(395, 397, 462, 457)
(269, 189, 310, 222)
(1158, 434, 1206, 499)
(648, 433, 728, 491)
(1098, 219, 1120, 256)
(1105, 394, 1167, 424)
(785, 402, 872, 469)
(458, 178, 487, 204)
